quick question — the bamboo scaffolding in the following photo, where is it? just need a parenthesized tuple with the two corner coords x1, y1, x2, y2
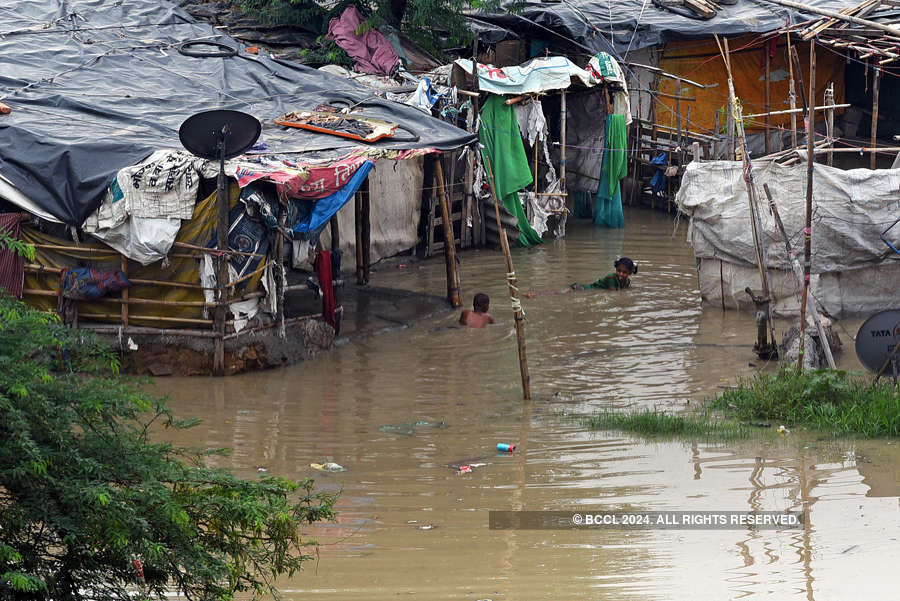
(483, 155, 531, 401)
(761, 0, 900, 37)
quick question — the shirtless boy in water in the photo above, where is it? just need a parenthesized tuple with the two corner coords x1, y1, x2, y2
(459, 293, 495, 328)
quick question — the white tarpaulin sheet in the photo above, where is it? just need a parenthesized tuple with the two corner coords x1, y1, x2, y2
(677, 160, 900, 317)
(453, 57, 599, 95)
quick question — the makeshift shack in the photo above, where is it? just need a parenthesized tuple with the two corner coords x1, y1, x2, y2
(0, 0, 474, 375)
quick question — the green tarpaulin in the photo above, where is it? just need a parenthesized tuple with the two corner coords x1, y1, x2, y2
(479, 94, 543, 247)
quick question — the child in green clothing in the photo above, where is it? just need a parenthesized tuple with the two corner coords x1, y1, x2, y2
(524, 258, 638, 299)
(571, 257, 638, 291)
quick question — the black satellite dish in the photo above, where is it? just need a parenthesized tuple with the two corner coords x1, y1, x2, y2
(178, 109, 261, 161)
(855, 310, 900, 375)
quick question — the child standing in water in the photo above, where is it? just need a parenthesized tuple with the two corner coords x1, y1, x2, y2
(572, 257, 638, 290)
(459, 293, 496, 328)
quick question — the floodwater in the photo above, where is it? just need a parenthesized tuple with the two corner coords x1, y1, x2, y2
(153, 208, 899, 601)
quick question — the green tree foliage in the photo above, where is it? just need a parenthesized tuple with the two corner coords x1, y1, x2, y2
(239, 0, 507, 60)
(0, 295, 336, 600)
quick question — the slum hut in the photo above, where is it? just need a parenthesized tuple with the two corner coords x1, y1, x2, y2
(449, 52, 633, 245)
(466, 0, 862, 213)
(676, 0, 900, 318)
(0, 0, 473, 376)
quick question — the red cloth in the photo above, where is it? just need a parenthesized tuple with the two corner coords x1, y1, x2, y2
(0, 213, 24, 299)
(314, 250, 336, 328)
(326, 5, 399, 77)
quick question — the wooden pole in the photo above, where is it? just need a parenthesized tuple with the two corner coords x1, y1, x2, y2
(825, 83, 835, 167)
(435, 160, 462, 307)
(799, 41, 816, 374)
(471, 33, 483, 248)
(559, 91, 567, 197)
(355, 190, 365, 284)
(763, 184, 835, 369)
(361, 178, 371, 284)
(871, 65, 881, 170)
(484, 155, 531, 401)
(213, 135, 229, 377)
(120, 254, 128, 328)
(330, 214, 340, 252)
(276, 195, 286, 338)
(765, 45, 772, 155)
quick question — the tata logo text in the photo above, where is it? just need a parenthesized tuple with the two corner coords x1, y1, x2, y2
(871, 324, 900, 338)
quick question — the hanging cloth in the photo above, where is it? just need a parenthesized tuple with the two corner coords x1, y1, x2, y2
(594, 114, 627, 228)
(478, 95, 543, 247)
(314, 250, 336, 328)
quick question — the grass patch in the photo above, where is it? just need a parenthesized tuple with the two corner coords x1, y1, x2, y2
(584, 409, 750, 439)
(584, 370, 900, 440)
(712, 369, 900, 438)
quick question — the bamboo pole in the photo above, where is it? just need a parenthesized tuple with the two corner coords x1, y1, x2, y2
(799, 41, 816, 374)
(762, 184, 835, 369)
(787, 33, 798, 149)
(718, 35, 778, 350)
(362, 179, 371, 284)
(825, 83, 835, 166)
(77, 313, 213, 325)
(173, 241, 264, 258)
(81, 324, 220, 338)
(560, 90, 567, 197)
(120, 254, 128, 327)
(871, 65, 881, 169)
(483, 155, 531, 401)
(744, 103, 850, 119)
(213, 139, 229, 377)
(355, 190, 365, 284)
(765, 46, 771, 155)
(435, 160, 462, 307)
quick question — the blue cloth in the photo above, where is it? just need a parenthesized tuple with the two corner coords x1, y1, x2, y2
(292, 161, 374, 235)
(650, 152, 668, 193)
(593, 151, 625, 228)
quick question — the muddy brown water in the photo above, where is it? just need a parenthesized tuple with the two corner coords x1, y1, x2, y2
(152, 209, 899, 600)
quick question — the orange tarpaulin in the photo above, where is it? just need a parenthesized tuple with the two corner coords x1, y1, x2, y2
(654, 35, 845, 135)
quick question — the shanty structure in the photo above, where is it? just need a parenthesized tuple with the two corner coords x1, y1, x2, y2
(0, 0, 473, 375)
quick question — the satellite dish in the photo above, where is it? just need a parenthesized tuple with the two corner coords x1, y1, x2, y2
(178, 110, 261, 160)
(855, 310, 900, 373)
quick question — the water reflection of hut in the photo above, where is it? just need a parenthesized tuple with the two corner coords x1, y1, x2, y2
(0, 0, 472, 375)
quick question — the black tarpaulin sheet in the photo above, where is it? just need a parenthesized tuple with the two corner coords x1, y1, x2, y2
(0, 0, 474, 226)
(469, 0, 860, 56)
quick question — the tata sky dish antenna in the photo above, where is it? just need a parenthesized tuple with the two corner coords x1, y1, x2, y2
(855, 309, 900, 381)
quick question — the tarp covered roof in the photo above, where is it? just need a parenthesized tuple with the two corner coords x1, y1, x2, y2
(469, 0, 862, 56)
(0, 0, 474, 226)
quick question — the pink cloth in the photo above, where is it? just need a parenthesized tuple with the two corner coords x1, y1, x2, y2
(326, 5, 399, 77)
(0, 213, 24, 298)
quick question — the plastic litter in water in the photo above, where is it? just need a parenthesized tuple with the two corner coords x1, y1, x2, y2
(310, 462, 347, 472)
(458, 465, 473, 474)
(497, 443, 516, 452)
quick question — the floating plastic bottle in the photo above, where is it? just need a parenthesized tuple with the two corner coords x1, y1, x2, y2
(497, 443, 515, 453)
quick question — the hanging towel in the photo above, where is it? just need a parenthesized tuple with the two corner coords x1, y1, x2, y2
(594, 114, 627, 228)
(478, 95, 543, 247)
(314, 250, 336, 328)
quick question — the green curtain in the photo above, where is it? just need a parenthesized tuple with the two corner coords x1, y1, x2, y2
(478, 94, 543, 247)
(594, 114, 627, 229)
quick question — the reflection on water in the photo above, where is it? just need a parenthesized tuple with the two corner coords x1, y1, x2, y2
(153, 209, 898, 600)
